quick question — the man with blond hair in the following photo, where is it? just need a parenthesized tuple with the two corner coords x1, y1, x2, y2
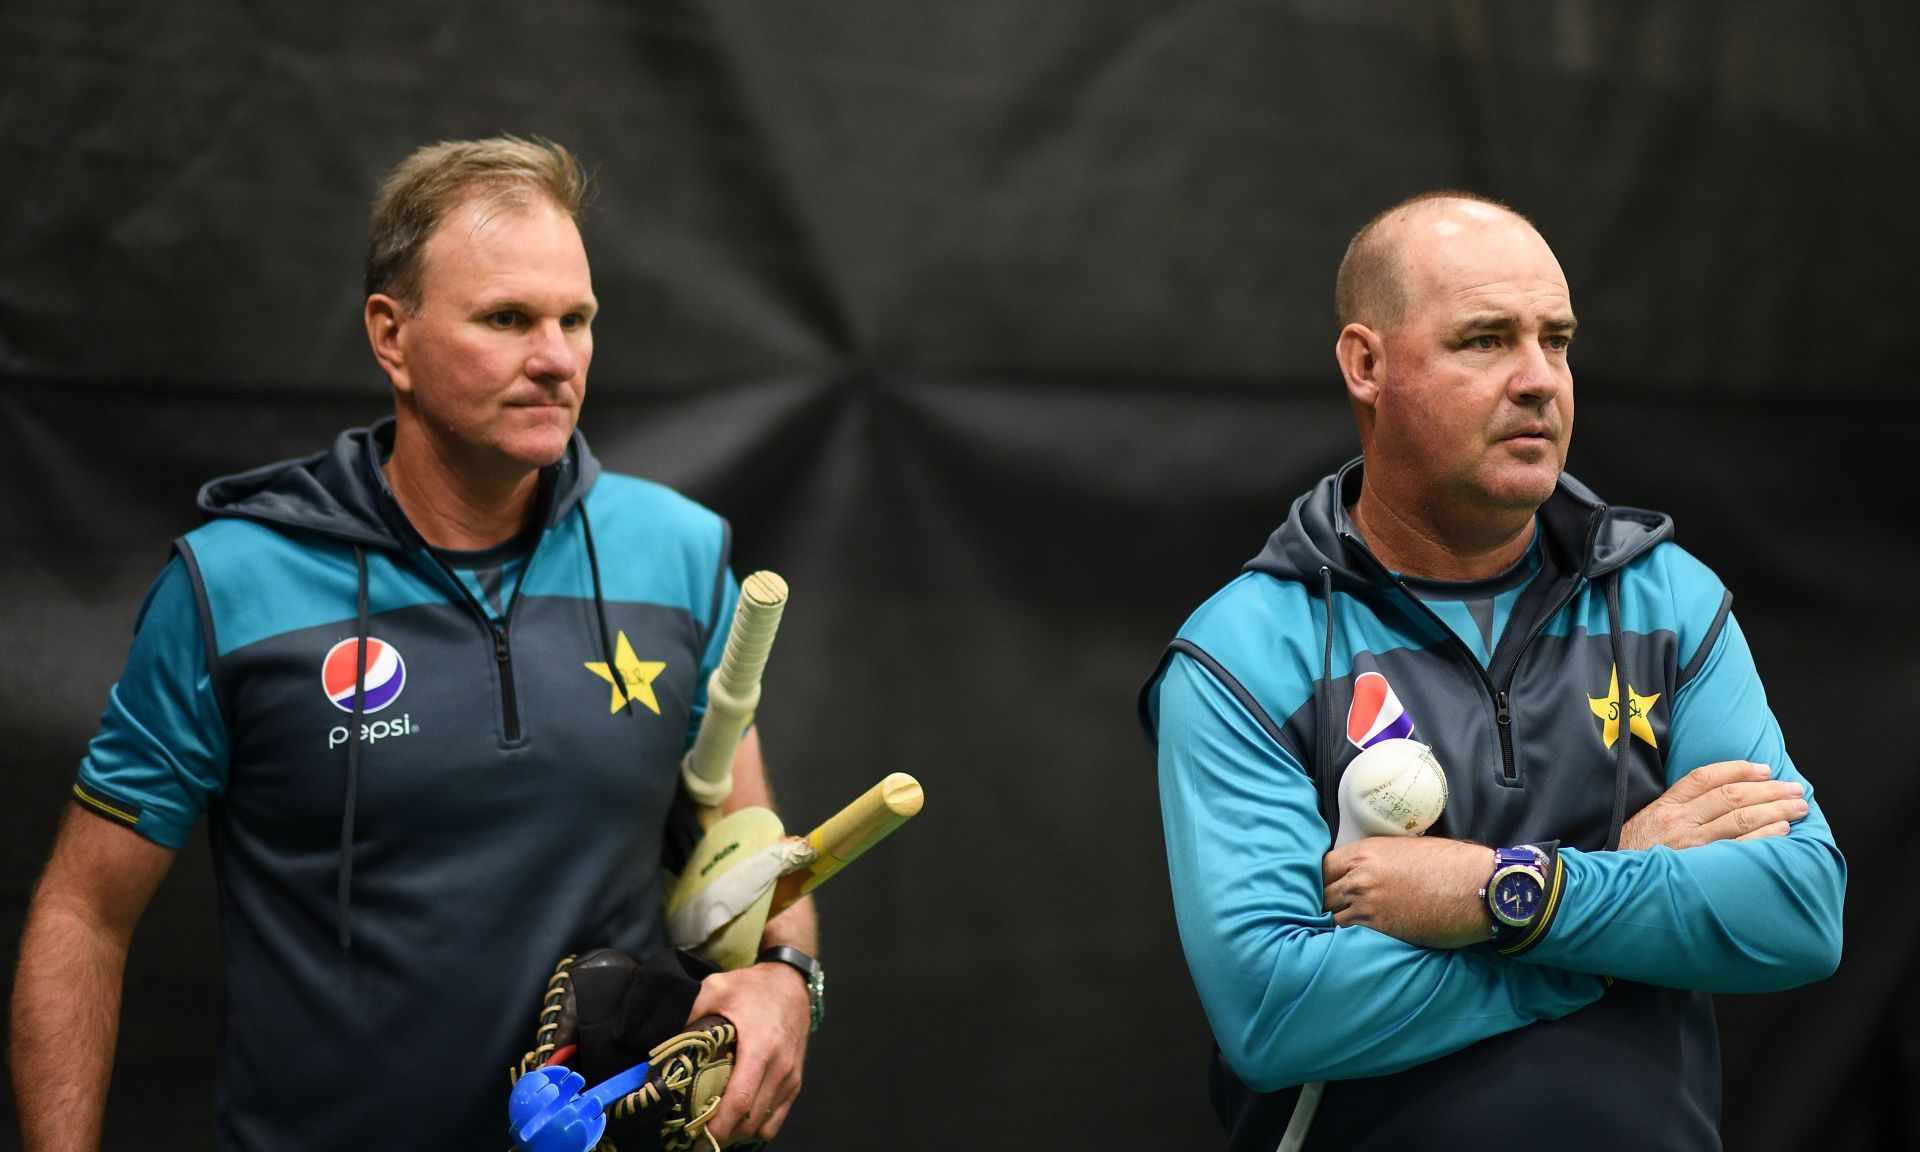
(13, 136, 816, 1151)
(1141, 192, 1844, 1149)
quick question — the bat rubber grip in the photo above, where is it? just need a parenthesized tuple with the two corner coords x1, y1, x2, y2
(681, 571, 788, 806)
(713, 571, 787, 700)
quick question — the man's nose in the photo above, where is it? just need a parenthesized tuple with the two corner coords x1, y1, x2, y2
(1509, 340, 1562, 401)
(524, 321, 581, 381)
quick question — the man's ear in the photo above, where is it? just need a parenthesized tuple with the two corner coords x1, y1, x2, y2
(1335, 322, 1386, 412)
(365, 294, 411, 394)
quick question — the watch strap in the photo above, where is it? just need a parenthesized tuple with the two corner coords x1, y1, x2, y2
(757, 945, 825, 1034)
(756, 945, 817, 979)
(1489, 840, 1565, 957)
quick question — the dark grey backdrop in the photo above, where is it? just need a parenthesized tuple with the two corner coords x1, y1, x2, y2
(3, 2, 1916, 1149)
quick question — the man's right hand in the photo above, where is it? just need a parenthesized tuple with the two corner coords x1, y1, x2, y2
(1618, 760, 1808, 851)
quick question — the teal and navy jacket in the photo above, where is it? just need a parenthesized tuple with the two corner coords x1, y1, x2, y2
(1140, 460, 1844, 1151)
(75, 420, 738, 1151)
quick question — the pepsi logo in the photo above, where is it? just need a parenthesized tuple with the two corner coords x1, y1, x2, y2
(1347, 670, 1416, 749)
(322, 637, 407, 714)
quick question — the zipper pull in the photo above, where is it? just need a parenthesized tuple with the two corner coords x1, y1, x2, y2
(492, 627, 510, 664)
(1495, 690, 1512, 727)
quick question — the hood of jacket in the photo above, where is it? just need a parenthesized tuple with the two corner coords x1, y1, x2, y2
(1246, 457, 1672, 587)
(196, 416, 602, 549)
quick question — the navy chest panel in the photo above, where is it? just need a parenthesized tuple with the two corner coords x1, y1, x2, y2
(1295, 622, 1676, 852)
(212, 596, 701, 856)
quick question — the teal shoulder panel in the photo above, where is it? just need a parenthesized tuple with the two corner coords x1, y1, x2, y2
(1178, 571, 1429, 726)
(1543, 542, 1727, 659)
(1177, 573, 1321, 725)
(75, 556, 230, 848)
(535, 474, 727, 622)
(1615, 542, 1729, 669)
(182, 519, 446, 656)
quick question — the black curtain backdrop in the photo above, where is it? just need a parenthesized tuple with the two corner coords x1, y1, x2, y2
(4, 3, 1917, 1149)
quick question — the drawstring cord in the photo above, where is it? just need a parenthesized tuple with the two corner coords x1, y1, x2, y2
(333, 475, 607, 950)
(1603, 572, 1631, 850)
(1317, 566, 1336, 827)
(578, 502, 628, 715)
(338, 546, 369, 950)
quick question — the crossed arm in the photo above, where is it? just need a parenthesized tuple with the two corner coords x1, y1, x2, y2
(1324, 759, 1814, 951)
(1155, 619, 1845, 1091)
(1332, 618, 1845, 992)
(1156, 655, 1605, 1091)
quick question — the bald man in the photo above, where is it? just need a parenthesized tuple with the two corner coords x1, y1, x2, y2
(1140, 192, 1844, 1150)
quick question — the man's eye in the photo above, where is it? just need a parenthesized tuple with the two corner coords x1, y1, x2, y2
(560, 313, 588, 331)
(1466, 335, 1498, 350)
(488, 311, 522, 328)
(1546, 335, 1573, 352)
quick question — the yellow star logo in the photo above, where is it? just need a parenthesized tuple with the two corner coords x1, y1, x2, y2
(1588, 665, 1660, 749)
(585, 631, 667, 715)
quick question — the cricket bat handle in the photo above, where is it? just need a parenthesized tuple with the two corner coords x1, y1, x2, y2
(769, 772, 923, 917)
(681, 571, 788, 810)
(1290, 741, 1450, 1146)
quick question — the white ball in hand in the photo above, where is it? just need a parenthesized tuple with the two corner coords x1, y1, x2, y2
(1334, 738, 1449, 847)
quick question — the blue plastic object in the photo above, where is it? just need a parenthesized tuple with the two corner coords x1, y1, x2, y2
(509, 1059, 653, 1152)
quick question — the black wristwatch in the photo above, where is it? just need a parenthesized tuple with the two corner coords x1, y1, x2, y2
(757, 945, 825, 1034)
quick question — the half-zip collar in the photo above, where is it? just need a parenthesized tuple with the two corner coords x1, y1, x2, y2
(197, 418, 608, 950)
(1253, 457, 1671, 803)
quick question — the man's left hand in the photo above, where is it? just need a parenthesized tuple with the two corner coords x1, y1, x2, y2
(687, 960, 811, 1145)
(1323, 837, 1495, 949)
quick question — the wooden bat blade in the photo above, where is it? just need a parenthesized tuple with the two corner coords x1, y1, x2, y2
(663, 806, 787, 969)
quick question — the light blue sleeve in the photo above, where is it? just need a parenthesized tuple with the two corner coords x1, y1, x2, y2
(686, 566, 741, 748)
(73, 555, 230, 849)
(1521, 614, 1845, 991)
(1154, 653, 1606, 1091)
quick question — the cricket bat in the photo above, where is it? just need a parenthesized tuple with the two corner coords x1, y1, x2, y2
(665, 772, 925, 969)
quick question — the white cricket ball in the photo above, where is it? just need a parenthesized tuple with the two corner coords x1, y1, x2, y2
(1334, 738, 1450, 846)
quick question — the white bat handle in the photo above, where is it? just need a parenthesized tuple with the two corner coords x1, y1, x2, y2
(1291, 739, 1449, 1146)
(1277, 1081, 1324, 1152)
(681, 571, 788, 806)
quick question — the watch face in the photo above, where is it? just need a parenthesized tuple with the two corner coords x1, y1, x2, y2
(1492, 869, 1544, 927)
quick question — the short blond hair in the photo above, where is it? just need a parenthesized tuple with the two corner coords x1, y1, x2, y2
(365, 135, 590, 309)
